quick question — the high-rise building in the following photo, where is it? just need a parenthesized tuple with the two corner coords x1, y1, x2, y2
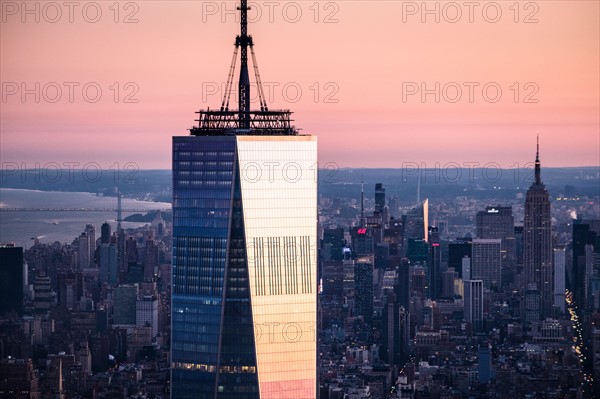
(351, 226, 375, 257)
(524, 138, 553, 318)
(0, 245, 24, 317)
(77, 231, 91, 271)
(99, 238, 118, 287)
(375, 183, 386, 215)
(476, 206, 516, 288)
(381, 294, 410, 366)
(144, 239, 159, 281)
(136, 295, 159, 337)
(113, 284, 138, 326)
(321, 228, 345, 262)
(553, 245, 566, 313)
(478, 343, 493, 383)
(354, 257, 374, 325)
(100, 221, 111, 244)
(394, 257, 410, 310)
(321, 260, 344, 299)
(442, 268, 458, 298)
(171, 2, 317, 397)
(403, 199, 429, 245)
(464, 280, 484, 331)
(462, 256, 471, 280)
(428, 227, 442, 300)
(471, 239, 502, 290)
(571, 220, 600, 310)
(57, 272, 83, 310)
(448, 240, 472, 279)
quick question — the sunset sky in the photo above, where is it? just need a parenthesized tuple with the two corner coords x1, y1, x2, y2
(1, 1, 599, 169)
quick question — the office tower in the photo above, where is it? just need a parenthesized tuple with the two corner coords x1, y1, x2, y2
(343, 259, 356, 297)
(0, 245, 24, 317)
(77, 231, 91, 270)
(321, 228, 345, 262)
(322, 260, 344, 298)
(77, 224, 96, 269)
(126, 237, 138, 266)
(571, 220, 600, 309)
(406, 238, 429, 265)
(404, 199, 429, 244)
(476, 206, 516, 288)
(524, 138, 553, 318)
(144, 239, 159, 281)
(448, 240, 472, 279)
(354, 257, 374, 325)
(100, 221, 111, 244)
(375, 183, 386, 215)
(171, 2, 317, 397)
(33, 273, 56, 314)
(381, 294, 410, 366)
(57, 272, 84, 310)
(471, 239, 502, 290)
(428, 227, 442, 300)
(113, 284, 138, 326)
(553, 245, 566, 313)
(99, 237, 118, 287)
(462, 257, 471, 280)
(384, 219, 404, 256)
(394, 257, 410, 310)
(442, 268, 458, 298)
(351, 226, 375, 257)
(464, 280, 484, 331)
(136, 295, 159, 337)
(86, 224, 96, 249)
(410, 266, 427, 298)
(375, 242, 390, 269)
(478, 343, 492, 384)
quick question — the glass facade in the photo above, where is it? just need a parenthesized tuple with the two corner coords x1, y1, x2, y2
(172, 135, 317, 399)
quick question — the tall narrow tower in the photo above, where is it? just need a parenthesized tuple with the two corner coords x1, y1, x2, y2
(171, 3, 317, 398)
(523, 136, 553, 319)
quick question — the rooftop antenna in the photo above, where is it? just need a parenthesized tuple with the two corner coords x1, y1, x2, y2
(417, 173, 421, 205)
(237, 0, 251, 128)
(192, 0, 295, 136)
(534, 132, 541, 185)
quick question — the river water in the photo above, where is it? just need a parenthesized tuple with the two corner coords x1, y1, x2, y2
(0, 188, 171, 247)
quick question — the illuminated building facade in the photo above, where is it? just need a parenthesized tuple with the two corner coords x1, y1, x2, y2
(171, 2, 316, 397)
(171, 136, 317, 398)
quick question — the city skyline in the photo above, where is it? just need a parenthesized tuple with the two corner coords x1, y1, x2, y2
(1, 2, 600, 398)
(1, 1, 599, 168)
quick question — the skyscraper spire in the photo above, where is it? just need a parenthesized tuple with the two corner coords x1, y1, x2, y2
(360, 175, 365, 227)
(534, 134, 541, 185)
(237, 0, 251, 128)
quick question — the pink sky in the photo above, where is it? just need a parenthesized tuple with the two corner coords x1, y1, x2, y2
(1, 1, 598, 169)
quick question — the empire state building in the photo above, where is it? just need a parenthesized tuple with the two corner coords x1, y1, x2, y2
(524, 137, 553, 319)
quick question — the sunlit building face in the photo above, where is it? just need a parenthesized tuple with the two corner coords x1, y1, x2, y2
(171, 135, 317, 399)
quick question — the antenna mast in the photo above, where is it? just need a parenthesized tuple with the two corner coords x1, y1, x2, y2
(237, 0, 252, 128)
